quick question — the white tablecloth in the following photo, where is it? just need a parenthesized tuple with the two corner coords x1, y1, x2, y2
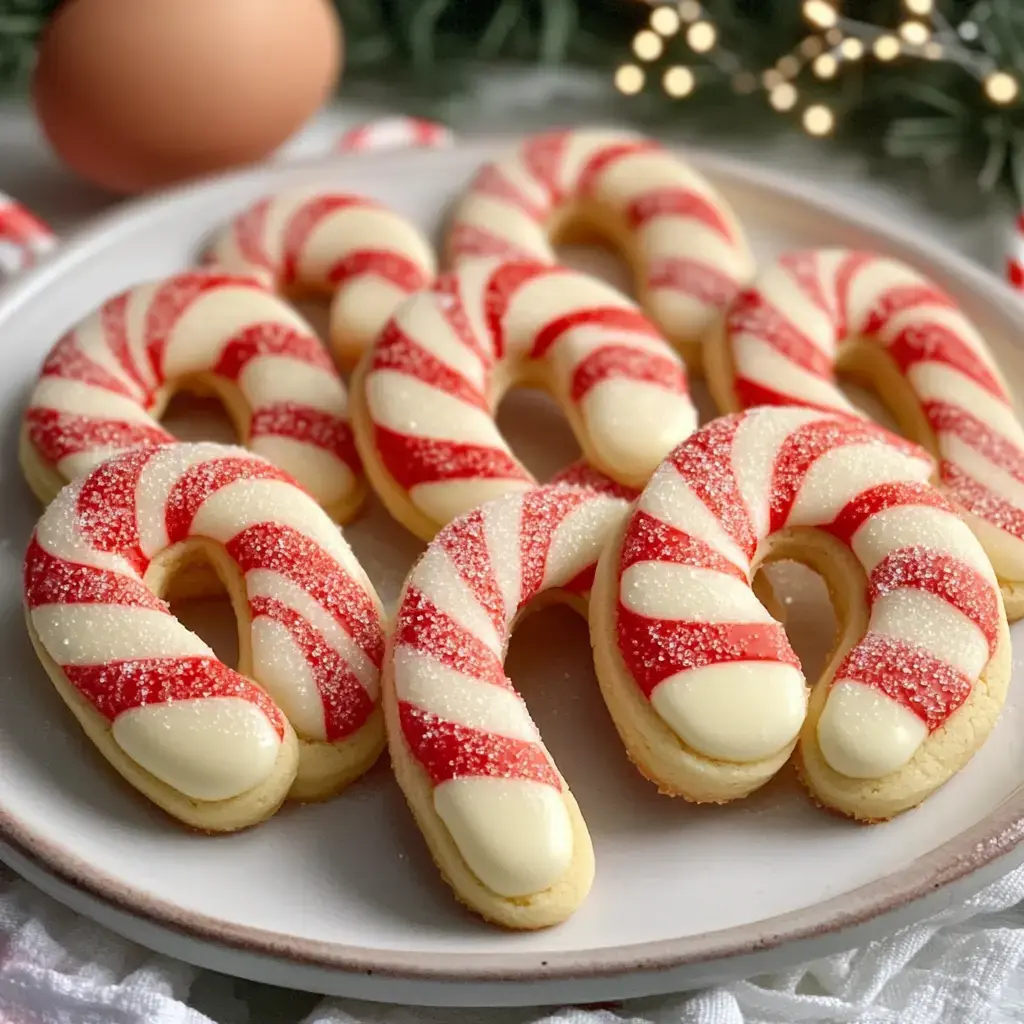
(1, 83, 1022, 1023)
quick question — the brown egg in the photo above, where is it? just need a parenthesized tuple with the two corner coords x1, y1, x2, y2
(32, 0, 342, 194)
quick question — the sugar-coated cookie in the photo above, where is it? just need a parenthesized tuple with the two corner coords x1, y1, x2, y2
(590, 407, 1010, 822)
(384, 485, 630, 928)
(24, 442, 387, 830)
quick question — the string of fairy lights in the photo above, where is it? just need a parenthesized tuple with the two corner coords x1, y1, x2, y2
(615, 0, 1021, 136)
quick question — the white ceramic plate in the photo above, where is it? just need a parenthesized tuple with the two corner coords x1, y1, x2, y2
(2, 141, 1024, 1009)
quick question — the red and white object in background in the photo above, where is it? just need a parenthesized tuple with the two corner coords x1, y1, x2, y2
(335, 117, 453, 153)
(0, 192, 56, 278)
(1008, 213, 1024, 290)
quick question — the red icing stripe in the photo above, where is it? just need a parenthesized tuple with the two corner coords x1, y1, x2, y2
(859, 283, 955, 336)
(228, 522, 384, 669)
(778, 252, 831, 318)
(75, 446, 157, 575)
(519, 488, 591, 604)
(520, 131, 571, 202)
(447, 224, 537, 262)
(144, 273, 263, 380)
(647, 256, 740, 311)
(370, 320, 488, 412)
(824, 481, 953, 547)
(328, 250, 430, 294)
(563, 563, 596, 595)
(925, 401, 1024, 485)
(41, 333, 137, 399)
(398, 703, 560, 788)
(941, 462, 1024, 541)
(101, 293, 150, 395)
(372, 424, 532, 491)
(433, 275, 491, 361)
(165, 455, 292, 543)
(726, 290, 834, 378)
(732, 377, 848, 415)
(230, 198, 272, 272)
(619, 510, 747, 583)
(887, 322, 1007, 400)
(212, 322, 334, 380)
(483, 261, 558, 358)
(549, 462, 639, 500)
(570, 344, 687, 403)
(468, 164, 547, 223)
(769, 419, 923, 532)
(868, 546, 1000, 654)
(616, 606, 799, 697)
(627, 187, 734, 242)
(249, 595, 374, 740)
(576, 140, 662, 199)
(436, 509, 506, 636)
(64, 656, 286, 737)
(249, 402, 360, 472)
(24, 538, 165, 612)
(280, 195, 373, 284)
(25, 407, 171, 466)
(833, 633, 971, 731)
(395, 587, 508, 690)
(530, 306, 660, 360)
(669, 417, 757, 561)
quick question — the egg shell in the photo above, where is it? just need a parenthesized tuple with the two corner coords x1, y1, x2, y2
(32, 0, 343, 194)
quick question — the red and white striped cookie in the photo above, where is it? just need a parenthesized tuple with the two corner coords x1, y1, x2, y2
(208, 191, 435, 367)
(590, 408, 1010, 821)
(24, 442, 386, 830)
(20, 270, 364, 522)
(0, 192, 55, 277)
(351, 257, 696, 540)
(336, 117, 453, 153)
(706, 249, 1024, 621)
(385, 485, 630, 929)
(446, 128, 754, 369)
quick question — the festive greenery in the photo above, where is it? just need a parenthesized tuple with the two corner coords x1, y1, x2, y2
(2, 1, 1023, 203)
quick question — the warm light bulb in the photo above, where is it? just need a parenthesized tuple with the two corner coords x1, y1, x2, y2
(762, 69, 784, 89)
(803, 104, 835, 135)
(777, 55, 801, 77)
(651, 5, 681, 35)
(873, 34, 901, 60)
(663, 66, 695, 97)
(732, 71, 757, 94)
(800, 36, 825, 57)
(633, 29, 664, 61)
(825, 27, 843, 45)
(678, 0, 702, 21)
(840, 37, 864, 59)
(615, 64, 645, 95)
(986, 71, 1020, 104)
(813, 53, 838, 78)
(904, 0, 933, 13)
(899, 20, 930, 45)
(769, 83, 798, 111)
(803, 0, 838, 28)
(686, 20, 717, 52)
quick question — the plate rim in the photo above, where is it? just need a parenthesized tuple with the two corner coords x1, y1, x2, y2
(3, 139, 1024, 985)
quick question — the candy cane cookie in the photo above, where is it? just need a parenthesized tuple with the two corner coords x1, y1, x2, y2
(590, 408, 1010, 821)
(385, 485, 629, 929)
(447, 129, 754, 368)
(23, 442, 386, 828)
(705, 249, 1024, 620)
(208, 189, 435, 367)
(21, 270, 365, 522)
(351, 257, 696, 540)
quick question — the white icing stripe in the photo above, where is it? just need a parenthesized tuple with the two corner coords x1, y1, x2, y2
(246, 568, 379, 692)
(393, 647, 538, 742)
(620, 561, 771, 622)
(393, 298, 486, 385)
(482, 491, 526, 616)
(238, 356, 348, 416)
(249, 618, 328, 740)
(733, 336, 854, 412)
(909, 362, 1021, 441)
(31, 605, 211, 664)
(942, 434, 1024, 510)
(30, 376, 157, 425)
(639, 463, 750, 572)
(544, 497, 629, 590)
(786, 444, 933, 527)
(246, 437, 355, 510)
(411, 478, 533, 532)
